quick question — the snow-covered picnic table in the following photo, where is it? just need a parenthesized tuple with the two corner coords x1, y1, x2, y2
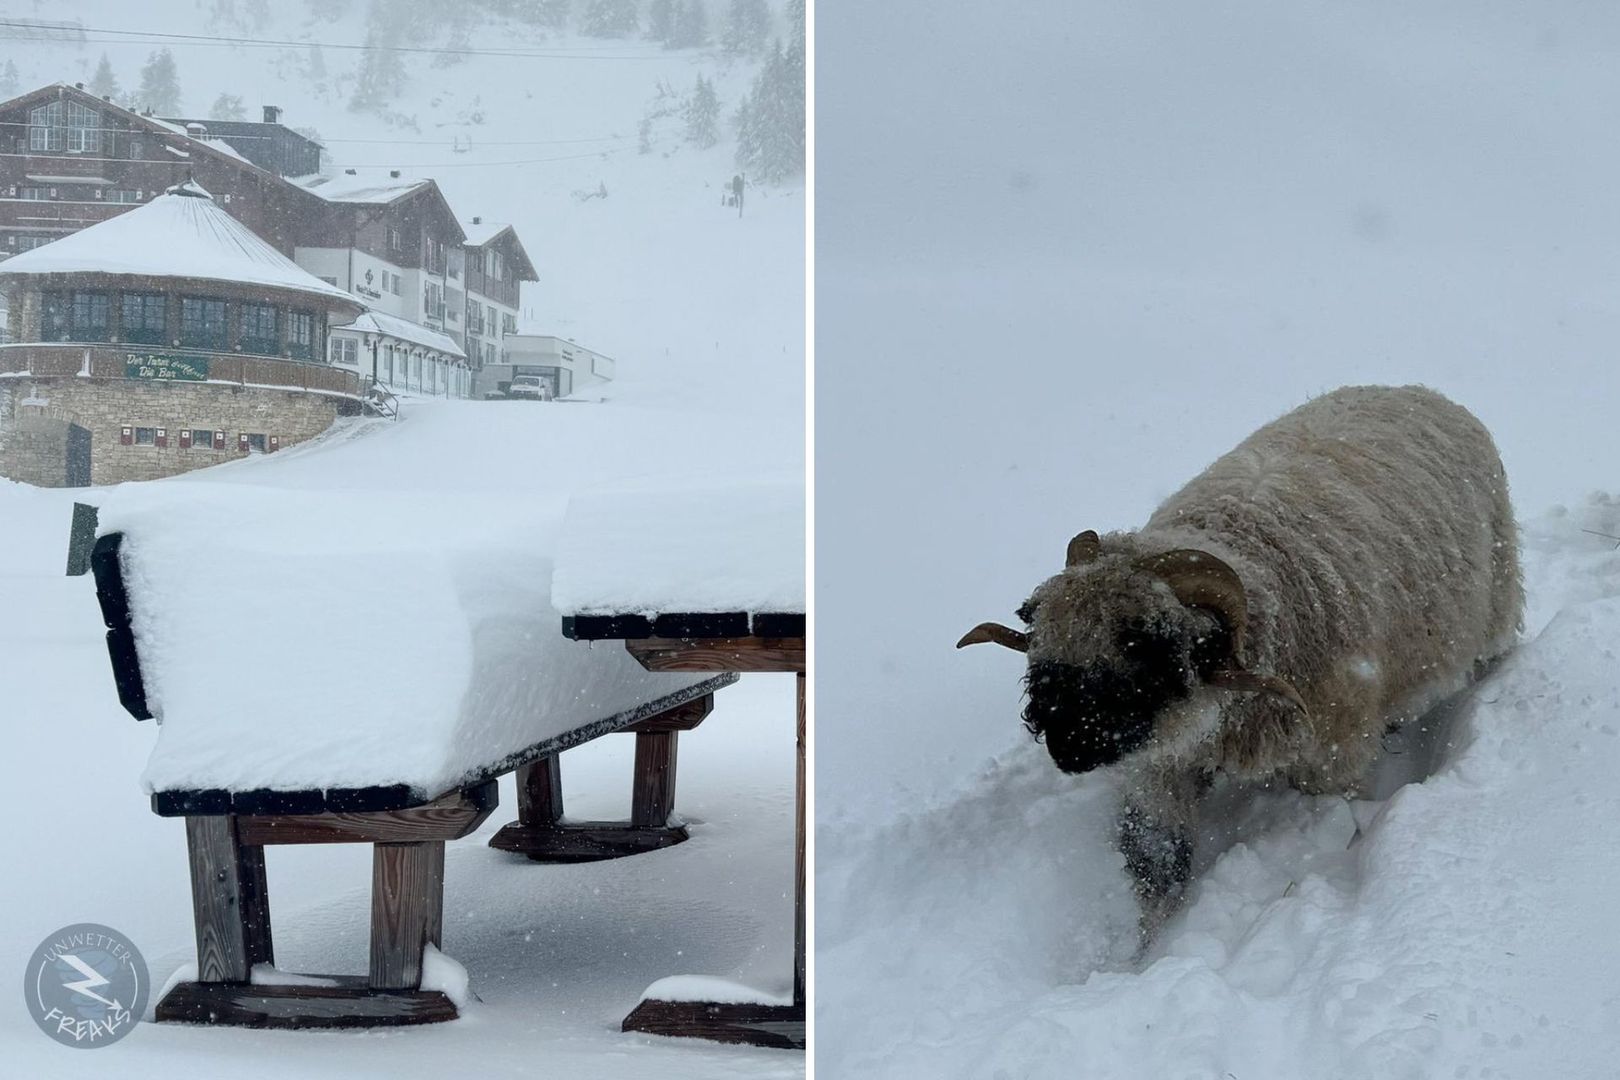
(551, 473, 807, 1049)
(83, 401, 800, 1031)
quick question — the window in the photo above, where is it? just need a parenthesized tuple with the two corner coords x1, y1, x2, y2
(387, 228, 402, 253)
(330, 337, 358, 366)
(239, 303, 278, 355)
(246, 433, 267, 453)
(128, 138, 143, 160)
(71, 291, 110, 342)
(29, 100, 100, 153)
(287, 310, 315, 360)
(390, 273, 401, 296)
(190, 428, 217, 451)
(17, 187, 47, 201)
(134, 426, 156, 446)
(122, 293, 166, 345)
(15, 235, 54, 252)
(413, 353, 422, 381)
(179, 298, 227, 350)
(42, 292, 72, 341)
(501, 312, 517, 335)
(106, 190, 140, 204)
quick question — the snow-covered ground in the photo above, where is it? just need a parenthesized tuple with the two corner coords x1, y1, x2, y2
(1, 473, 799, 1078)
(817, 1, 1620, 1076)
(0, 3, 801, 1076)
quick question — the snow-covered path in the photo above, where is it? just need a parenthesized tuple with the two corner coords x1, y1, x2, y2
(817, 495, 1620, 1079)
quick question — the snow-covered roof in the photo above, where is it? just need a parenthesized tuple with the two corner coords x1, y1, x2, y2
(0, 183, 359, 307)
(460, 219, 510, 246)
(296, 170, 433, 205)
(92, 399, 801, 798)
(336, 310, 466, 359)
(552, 474, 805, 617)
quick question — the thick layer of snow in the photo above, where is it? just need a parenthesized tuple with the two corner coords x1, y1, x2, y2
(95, 400, 795, 797)
(0, 485, 799, 1080)
(552, 474, 804, 617)
(641, 975, 793, 1007)
(336, 310, 467, 359)
(460, 219, 512, 247)
(819, 498, 1620, 1078)
(295, 170, 434, 205)
(0, 188, 357, 306)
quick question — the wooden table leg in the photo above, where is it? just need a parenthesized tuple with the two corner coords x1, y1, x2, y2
(370, 841, 446, 990)
(183, 814, 272, 983)
(795, 670, 806, 1009)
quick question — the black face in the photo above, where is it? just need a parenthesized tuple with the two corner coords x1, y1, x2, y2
(1020, 621, 1193, 774)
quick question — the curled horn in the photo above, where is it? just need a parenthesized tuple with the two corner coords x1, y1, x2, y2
(1066, 529, 1102, 567)
(956, 622, 1029, 652)
(1135, 548, 1249, 663)
(1207, 669, 1308, 713)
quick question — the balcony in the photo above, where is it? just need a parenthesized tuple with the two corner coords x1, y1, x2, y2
(0, 343, 364, 399)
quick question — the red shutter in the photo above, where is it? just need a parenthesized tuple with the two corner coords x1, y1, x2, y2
(178, 429, 192, 449)
(120, 426, 133, 446)
(238, 433, 250, 452)
(155, 427, 168, 449)
(213, 430, 225, 450)
(268, 435, 280, 452)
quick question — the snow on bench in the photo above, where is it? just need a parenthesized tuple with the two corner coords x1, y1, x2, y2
(553, 471, 805, 640)
(82, 400, 799, 1030)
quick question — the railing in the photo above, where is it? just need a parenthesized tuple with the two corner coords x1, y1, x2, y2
(0, 343, 365, 399)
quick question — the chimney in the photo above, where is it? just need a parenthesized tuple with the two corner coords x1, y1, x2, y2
(263, 105, 282, 125)
(345, 168, 357, 175)
(471, 216, 481, 224)
(74, 82, 84, 90)
(389, 169, 401, 179)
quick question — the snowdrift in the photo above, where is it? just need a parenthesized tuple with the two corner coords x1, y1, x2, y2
(818, 495, 1620, 1079)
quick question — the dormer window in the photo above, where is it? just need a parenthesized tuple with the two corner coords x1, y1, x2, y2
(29, 100, 101, 153)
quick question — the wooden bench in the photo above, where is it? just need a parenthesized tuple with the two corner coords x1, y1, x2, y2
(89, 531, 734, 1030)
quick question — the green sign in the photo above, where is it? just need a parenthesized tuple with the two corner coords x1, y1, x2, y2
(125, 352, 210, 382)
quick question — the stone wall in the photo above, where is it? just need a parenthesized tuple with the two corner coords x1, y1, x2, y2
(0, 377, 348, 486)
(0, 411, 70, 486)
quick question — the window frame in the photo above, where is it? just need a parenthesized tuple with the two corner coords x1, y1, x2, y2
(179, 296, 229, 351)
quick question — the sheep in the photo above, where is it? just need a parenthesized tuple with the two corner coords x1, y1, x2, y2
(957, 385, 1522, 931)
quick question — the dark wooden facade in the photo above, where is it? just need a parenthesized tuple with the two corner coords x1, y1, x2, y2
(0, 84, 324, 257)
(161, 110, 322, 178)
(462, 224, 536, 310)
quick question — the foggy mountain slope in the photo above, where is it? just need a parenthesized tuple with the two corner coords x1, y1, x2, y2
(816, 494, 1620, 1079)
(3, 0, 803, 417)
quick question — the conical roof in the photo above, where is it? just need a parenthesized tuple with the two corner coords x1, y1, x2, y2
(0, 182, 358, 308)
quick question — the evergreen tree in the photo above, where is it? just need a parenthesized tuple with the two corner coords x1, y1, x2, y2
(734, 34, 803, 183)
(305, 43, 329, 84)
(646, 0, 675, 43)
(210, 92, 247, 120)
(671, 0, 708, 48)
(580, 0, 637, 37)
(721, 0, 769, 55)
(638, 115, 653, 154)
(136, 49, 182, 114)
(89, 54, 121, 101)
(684, 73, 719, 149)
(0, 60, 18, 98)
(350, 27, 405, 112)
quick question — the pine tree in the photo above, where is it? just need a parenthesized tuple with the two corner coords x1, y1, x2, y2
(581, 0, 637, 37)
(671, 0, 708, 48)
(734, 33, 803, 183)
(89, 54, 121, 101)
(136, 48, 182, 114)
(721, 0, 769, 55)
(0, 60, 18, 98)
(305, 43, 328, 85)
(684, 73, 719, 148)
(646, 0, 675, 43)
(350, 27, 404, 112)
(210, 93, 247, 120)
